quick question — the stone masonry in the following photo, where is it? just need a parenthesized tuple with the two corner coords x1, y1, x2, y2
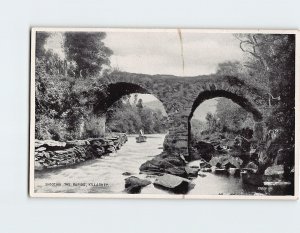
(94, 72, 264, 159)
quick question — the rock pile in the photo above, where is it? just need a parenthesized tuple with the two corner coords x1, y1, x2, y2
(34, 133, 127, 171)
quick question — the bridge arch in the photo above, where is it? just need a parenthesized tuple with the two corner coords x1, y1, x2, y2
(104, 82, 150, 109)
(91, 72, 265, 161)
(188, 90, 263, 122)
(187, 89, 263, 160)
(92, 81, 169, 137)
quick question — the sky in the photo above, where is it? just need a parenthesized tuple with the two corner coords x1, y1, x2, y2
(44, 30, 245, 119)
(45, 30, 245, 76)
(105, 30, 244, 76)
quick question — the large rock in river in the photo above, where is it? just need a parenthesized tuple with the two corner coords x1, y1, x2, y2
(124, 176, 151, 194)
(209, 156, 227, 168)
(185, 166, 200, 177)
(154, 174, 193, 194)
(165, 167, 187, 177)
(139, 153, 187, 177)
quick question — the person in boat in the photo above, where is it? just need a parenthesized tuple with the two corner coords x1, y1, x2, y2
(139, 129, 144, 136)
(136, 129, 147, 143)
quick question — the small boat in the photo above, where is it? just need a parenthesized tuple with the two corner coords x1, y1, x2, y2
(136, 130, 147, 143)
(136, 135, 147, 143)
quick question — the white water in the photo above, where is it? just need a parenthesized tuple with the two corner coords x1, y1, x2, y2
(35, 134, 248, 195)
(34, 134, 166, 194)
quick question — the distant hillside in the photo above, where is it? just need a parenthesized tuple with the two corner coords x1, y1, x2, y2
(143, 100, 167, 116)
(143, 98, 218, 120)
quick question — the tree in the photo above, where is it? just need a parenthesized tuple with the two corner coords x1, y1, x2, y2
(235, 33, 295, 146)
(36, 32, 50, 59)
(63, 32, 113, 78)
(215, 98, 254, 132)
(234, 34, 294, 106)
(216, 61, 245, 77)
(205, 112, 219, 132)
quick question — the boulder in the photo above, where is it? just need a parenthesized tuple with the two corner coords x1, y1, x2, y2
(154, 174, 193, 194)
(200, 160, 211, 168)
(89, 138, 108, 146)
(164, 156, 186, 167)
(35, 140, 45, 148)
(233, 136, 251, 152)
(263, 181, 291, 186)
(66, 140, 90, 147)
(214, 168, 229, 176)
(241, 170, 263, 186)
(139, 161, 163, 174)
(124, 176, 151, 194)
(106, 146, 116, 153)
(95, 148, 105, 157)
(185, 166, 199, 177)
(36, 147, 46, 152)
(34, 161, 44, 171)
(245, 161, 259, 173)
(222, 161, 237, 170)
(228, 168, 240, 177)
(187, 160, 201, 169)
(198, 172, 207, 177)
(274, 147, 294, 168)
(35, 140, 66, 150)
(264, 165, 284, 177)
(165, 167, 187, 177)
(223, 157, 243, 169)
(140, 154, 187, 177)
(209, 156, 227, 168)
(201, 167, 212, 173)
(122, 172, 133, 176)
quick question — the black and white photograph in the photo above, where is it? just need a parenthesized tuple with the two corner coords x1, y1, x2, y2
(30, 28, 298, 199)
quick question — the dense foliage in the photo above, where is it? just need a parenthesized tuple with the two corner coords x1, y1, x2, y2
(35, 31, 168, 140)
(106, 96, 168, 134)
(191, 98, 255, 141)
(191, 34, 295, 167)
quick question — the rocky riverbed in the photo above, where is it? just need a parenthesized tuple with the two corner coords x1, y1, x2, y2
(136, 132, 295, 196)
(33, 133, 294, 196)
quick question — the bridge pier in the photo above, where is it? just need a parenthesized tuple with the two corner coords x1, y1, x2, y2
(163, 108, 191, 158)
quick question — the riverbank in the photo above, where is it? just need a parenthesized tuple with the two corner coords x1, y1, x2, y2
(34, 134, 165, 193)
(34, 133, 127, 171)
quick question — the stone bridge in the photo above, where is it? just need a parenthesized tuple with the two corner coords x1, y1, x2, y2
(94, 71, 265, 160)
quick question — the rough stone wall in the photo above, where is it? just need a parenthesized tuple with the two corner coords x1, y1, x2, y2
(34, 133, 127, 171)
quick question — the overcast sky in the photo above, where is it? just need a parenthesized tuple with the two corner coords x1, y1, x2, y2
(44, 30, 245, 118)
(104, 30, 244, 76)
(45, 30, 245, 76)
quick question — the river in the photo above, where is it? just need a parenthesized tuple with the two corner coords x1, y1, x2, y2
(34, 134, 256, 195)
